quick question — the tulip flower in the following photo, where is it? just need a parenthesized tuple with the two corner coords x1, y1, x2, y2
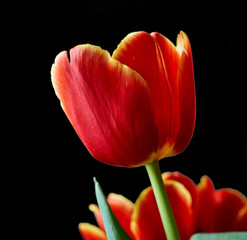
(51, 31, 195, 168)
(51, 31, 195, 239)
(79, 172, 247, 240)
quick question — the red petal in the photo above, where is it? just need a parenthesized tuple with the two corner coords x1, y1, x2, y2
(78, 223, 107, 240)
(107, 193, 135, 239)
(89, 204, 105, 232)
(196, 176, 215, 232)
(131, 180, 194, 240)
(162, 172, 197, 211)
(131, 187, 165, 240)
(113, 32, 181, 158)
(51, 45, 158, 167)
(90, 194, 135, 238)
(173, 32, 196, 154)
(196, 176, 247, 233)
(151, 33, 181, 159)
(213, 188, 247, 232)
(234, 205, 247, 231)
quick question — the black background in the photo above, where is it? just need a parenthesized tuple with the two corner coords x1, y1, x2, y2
(8, 1, 246, 240)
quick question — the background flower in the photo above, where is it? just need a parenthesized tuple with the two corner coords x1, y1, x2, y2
(79, 172, 247, 240)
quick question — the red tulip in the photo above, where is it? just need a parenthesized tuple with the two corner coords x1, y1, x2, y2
(79, 172, 247, 240)
(51, 31, 195, 167)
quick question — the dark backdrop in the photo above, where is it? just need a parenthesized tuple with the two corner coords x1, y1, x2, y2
(9, 1, 246, 240)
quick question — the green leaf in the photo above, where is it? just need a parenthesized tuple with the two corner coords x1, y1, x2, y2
(93, 177, 132, 240)
(190, 232, 247, 240)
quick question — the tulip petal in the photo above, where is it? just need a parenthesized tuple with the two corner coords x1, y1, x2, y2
(78, 223, 107, 240)
(51, 45, 158, 167)
(196, 176, 247, 233)
(131, 180, 194, 240)
(131, 187, 164, 240)
(90, 194, 135, 239)
(89, 204, 105, 232)
(113, 32, 181, 158)
(150, 32, 181, 159)
(213, 188, 247, 232)
(196, 176, 215, 232)
(173, 31, 196, 154)
(107, 193, 135, 239)
(162, 172, 197, 210)
(93, 178, 132, 240)
(234, 205, 247, 231)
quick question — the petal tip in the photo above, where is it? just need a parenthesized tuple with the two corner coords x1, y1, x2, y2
(89, 204, 99, 213)
(176, 31, 191, 56)
(78, 223, 107, 240)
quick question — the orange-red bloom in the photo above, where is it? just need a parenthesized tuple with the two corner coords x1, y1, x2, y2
(79, 172, 247, 240)
(51, 31, 196, 167)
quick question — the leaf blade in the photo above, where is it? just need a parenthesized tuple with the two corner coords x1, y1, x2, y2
(190, 232, 247, 240)
(94, 178, 132, 240)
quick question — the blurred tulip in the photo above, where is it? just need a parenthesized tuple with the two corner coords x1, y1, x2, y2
(79, 172, 247, 240)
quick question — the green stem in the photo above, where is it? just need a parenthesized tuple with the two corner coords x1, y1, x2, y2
(145, 160, 180, 240)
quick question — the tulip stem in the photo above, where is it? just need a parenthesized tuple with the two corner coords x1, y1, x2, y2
(145, 160, 180, 240)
